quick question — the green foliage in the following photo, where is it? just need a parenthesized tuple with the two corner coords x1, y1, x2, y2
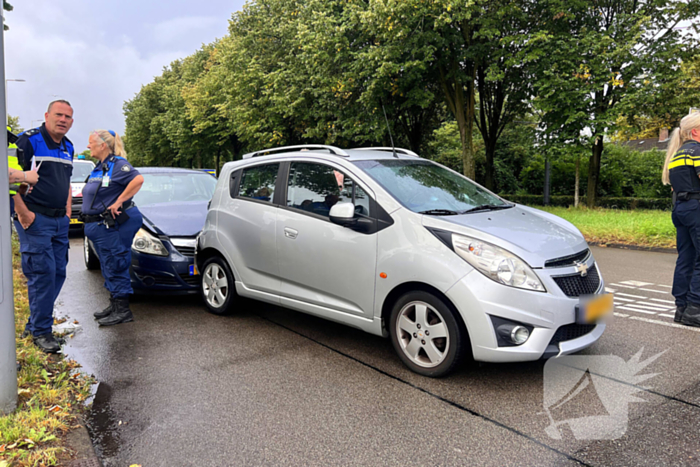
(7, 115, 22, 134)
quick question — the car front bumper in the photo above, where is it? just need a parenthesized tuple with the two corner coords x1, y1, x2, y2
(130, 247, 200, 294)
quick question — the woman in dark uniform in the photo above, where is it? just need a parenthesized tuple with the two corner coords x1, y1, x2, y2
(662, 112, 700, 327)
(81, 130, 144, 326)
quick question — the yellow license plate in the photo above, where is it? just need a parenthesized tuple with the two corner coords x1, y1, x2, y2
(70, 218, 82, 225)
(581, 294, 613, 323)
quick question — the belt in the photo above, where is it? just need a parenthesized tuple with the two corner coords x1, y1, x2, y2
(675, 192, 700, 203)
(25, 202, 66, 218)
(80, 202, 136, 223)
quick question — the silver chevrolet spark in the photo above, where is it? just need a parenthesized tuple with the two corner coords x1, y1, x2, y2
(196, 145, 609, 377)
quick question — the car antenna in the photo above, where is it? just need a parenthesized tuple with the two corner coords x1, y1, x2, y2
(380, 101, 398, 158)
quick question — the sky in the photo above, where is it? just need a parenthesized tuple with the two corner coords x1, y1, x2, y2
(3, 0, 246, 152)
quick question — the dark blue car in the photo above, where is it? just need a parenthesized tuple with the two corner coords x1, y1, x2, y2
(83, 167, 217, 294)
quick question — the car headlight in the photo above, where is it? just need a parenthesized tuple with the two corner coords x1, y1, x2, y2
(132, 228, 169, 256)
(452, 234, 545, 292)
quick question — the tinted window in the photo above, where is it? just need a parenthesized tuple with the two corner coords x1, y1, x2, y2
(134, 173, 217, 206)
(238, 164, 279, 202)
(287, 162, 370, 218)
(353, 159, 506, 213)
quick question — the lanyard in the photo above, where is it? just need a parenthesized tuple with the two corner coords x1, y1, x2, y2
(88, 156, 119, 211)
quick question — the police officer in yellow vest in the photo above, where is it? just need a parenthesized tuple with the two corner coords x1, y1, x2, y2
(7, 127, 39, 212)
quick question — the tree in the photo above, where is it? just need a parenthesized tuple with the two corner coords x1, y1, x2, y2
(7, 115, 22, 133)
(3, 1, 13, 31)
(526, 0, 700, 207)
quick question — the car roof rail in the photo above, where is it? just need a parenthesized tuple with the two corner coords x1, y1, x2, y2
(243, 144, 349, 159)
(351, 147, 420, 157)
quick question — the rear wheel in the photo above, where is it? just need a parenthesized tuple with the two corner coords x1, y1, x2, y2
(200, 256, 237, 315)
(84, 236, 100, 270)
(389, 291, 467, 377)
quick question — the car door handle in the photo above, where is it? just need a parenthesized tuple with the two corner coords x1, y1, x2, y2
(284, 227, 298, 239)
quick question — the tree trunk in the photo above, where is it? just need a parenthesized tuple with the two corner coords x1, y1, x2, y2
(439, 66, 475, 180)
(574, 156, 580, 208)
(586, 135, 603, 208)
(484, 142, 496, 190)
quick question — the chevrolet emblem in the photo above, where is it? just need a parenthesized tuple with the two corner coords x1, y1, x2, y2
(575, 261, 588, 277)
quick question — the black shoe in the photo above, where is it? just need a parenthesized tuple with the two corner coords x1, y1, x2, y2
(681, 303, 700, 327)
(20, 329, 30, 339)
(33, 334, 61, 353)
(674, 305, 687, 323)
(98, 298, 134, 326)
(94, 296, 115, 319)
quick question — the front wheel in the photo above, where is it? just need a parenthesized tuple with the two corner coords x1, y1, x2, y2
(389, 291, 467, 377)
(84, 236, 100, 270)
(200, 256, 237, 315)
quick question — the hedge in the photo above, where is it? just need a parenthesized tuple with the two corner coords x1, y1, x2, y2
(500, 195, 673, 211)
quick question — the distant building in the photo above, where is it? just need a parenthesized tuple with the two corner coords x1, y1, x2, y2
(619, 128, 669, 152)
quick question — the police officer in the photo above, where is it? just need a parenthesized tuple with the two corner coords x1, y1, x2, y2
(81, 130, 144, 326)
(662, 112, 700, 327)
(13, 100, 75, 353)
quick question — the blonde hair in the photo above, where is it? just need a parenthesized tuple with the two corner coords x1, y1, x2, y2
(662, 112, 700, 185)
(93, 130, 127, 159)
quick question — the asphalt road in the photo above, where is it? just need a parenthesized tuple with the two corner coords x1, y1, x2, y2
(56, 239, 700, 467)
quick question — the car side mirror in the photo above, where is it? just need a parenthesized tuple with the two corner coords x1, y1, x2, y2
(329, 202, 357, 227)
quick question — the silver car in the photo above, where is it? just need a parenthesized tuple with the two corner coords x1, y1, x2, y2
(196, 145, 609, 377)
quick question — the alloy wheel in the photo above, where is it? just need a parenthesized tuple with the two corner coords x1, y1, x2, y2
(395, 301, 450, 368)
(202, 263, 229, 309)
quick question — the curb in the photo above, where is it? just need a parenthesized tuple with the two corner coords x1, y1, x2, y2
(66, 423, 101, 467)
(588, 241, 676, 254)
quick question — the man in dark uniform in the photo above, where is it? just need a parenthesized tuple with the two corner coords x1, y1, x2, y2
(13, 100, 75, 352)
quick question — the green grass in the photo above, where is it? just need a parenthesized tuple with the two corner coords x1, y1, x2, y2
(536, 206, 676, 249)
(0, 237, 94, 467)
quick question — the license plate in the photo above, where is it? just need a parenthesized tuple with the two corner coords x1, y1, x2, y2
(577, 294, 613, 324)
(189, 264, 198, 276)
(70, 218, 82, 225)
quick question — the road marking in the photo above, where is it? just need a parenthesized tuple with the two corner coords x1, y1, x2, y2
(613, 297, 635, 302)
(605, 287, 617, 293)
(623, 303, 672, 311)
(657, 285, 673, 289)
(650, 298, 676, 305)
(659, 313, 675, 319)
(609, 283, 639, 289)
(638, 288, 671, 294)
(629, 316, 700, 332)
(613, 312, 629, 318)
(615, 292, 649, 299)
(617, 306, 657, 314)
(619, 280, 653, 287)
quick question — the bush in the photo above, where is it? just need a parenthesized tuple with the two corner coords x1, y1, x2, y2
(501, 194, 673, 210)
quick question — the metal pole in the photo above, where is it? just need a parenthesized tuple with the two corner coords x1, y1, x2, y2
(0, 6, 18, 415)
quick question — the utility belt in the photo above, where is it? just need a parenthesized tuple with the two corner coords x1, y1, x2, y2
(673, 192, 700, 203)
(80, 202, 135, 227)
(24, 202, 67, 218)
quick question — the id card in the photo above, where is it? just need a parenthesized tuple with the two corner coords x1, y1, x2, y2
(102, 176, 110, 187)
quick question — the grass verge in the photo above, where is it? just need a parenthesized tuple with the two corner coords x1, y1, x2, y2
(537, 206, 676, 249)
(0, 236, 94, 467)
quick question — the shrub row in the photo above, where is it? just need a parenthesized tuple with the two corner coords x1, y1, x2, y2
(501, 194, 673, 211)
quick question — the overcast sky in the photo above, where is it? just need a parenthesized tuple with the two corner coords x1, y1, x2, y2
(4, 0, 245, 152)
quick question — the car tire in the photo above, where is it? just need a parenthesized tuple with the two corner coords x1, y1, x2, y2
(389, 291, 467, 377)
(200, 255, 237, 315)
(84, 236, 100, 270)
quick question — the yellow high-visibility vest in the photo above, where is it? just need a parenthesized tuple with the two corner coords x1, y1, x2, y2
(8, 126, 23, 195)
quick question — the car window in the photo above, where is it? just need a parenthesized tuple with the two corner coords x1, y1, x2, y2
(287, 162, 369, 218)
(238, 163, 279, 202)
(71, 161, 95, 182)
(134, 173, 217, 206)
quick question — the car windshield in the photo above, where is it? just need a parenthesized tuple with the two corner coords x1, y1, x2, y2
(71, 162, 94, 183)
(353, 159, 508, 213)
(134, 173, 217, 206)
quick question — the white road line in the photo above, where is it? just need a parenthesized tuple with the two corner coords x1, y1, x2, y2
(620, 280, 653, 287)
(615, 292, 649, 299)
(605, 288, 617, 293)
(649, 298, 676, 305)
(629, 316, 700, 332)
(613, 297, 636, 302)
(609, 283, 639, 289)
(659, 314, 675, 319)
(622, 302, 673, 310)
(613, 312, 629, 318)
(638, 288, 671, 294)
(617, 306, 657, 315)
(656, 285, 673, 289)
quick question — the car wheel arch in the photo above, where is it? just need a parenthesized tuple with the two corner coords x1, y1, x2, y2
(381, 282, 472, 358)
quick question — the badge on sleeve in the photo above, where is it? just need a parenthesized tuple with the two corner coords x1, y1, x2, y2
(121, 165, 131, 172)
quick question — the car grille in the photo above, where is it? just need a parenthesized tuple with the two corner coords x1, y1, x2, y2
(549, 324, 596, 346)
(174, 246, 196, 257)
(71, 198, 83, 219)
(552, 264, 600, 297)
(179, 273, 200, 286)
(545, 249, 590, 268)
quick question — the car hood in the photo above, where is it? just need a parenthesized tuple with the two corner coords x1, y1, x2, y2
(421, 205, 588, 268)
(71, 182, 85, 198)
(138, 201, 208, 237)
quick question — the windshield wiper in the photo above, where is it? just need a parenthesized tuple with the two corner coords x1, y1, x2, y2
(418, 209, 460, 216)
(462, 204, 514, 214)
